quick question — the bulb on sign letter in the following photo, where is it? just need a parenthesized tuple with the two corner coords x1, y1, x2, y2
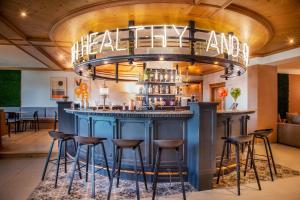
(89, 32, 98, 55)
(132, 26, 145, 48)
(206, 31, 220, 54)
(220, 33, 230, 55)
(100, 30, 114, 53)
(151, 25, 167, 48)
(230, 35, 240, 58)
(172, 25, 188, 48)
(243, 43, 249, 66)
(115, 28, 126, 51)
(81, 34, 89, 57)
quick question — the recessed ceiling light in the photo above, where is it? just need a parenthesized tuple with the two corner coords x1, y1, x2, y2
(58, 54, 64, 60)
(20, 11, 27, 17)
(288, 38, 294, 45)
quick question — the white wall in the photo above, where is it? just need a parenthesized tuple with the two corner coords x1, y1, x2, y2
(21, 71, 77, 107)
(21, 70, 139, 107)
(22, 69, 248, 109)
(202, 71, 248, 110)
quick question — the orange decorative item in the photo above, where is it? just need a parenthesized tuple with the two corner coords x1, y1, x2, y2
(74, 87, 82, 98)
(217, 87, 228, 98)
(217, 87, 228, 110)
(74, 79, 89, 108)
(80, 82, 88, 92)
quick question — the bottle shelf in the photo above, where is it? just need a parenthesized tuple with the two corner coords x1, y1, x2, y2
(136, 94, 177, 97)
(136, 81, 176, 85)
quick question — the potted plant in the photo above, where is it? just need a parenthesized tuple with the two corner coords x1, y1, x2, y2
(230, 88, 241, 110)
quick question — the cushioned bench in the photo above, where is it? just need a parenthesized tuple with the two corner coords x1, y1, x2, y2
(278, 122, 300, 148)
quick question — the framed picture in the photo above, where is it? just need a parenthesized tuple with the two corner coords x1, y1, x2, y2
(50, 77, 67, 100)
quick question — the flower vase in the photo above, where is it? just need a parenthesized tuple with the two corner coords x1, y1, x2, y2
(221, 99, 225, 110)
(231, 100, 238, 110)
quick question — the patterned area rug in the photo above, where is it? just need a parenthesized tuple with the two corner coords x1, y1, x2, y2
(28, 160, 300, 200)
(212, 159, 300, 188)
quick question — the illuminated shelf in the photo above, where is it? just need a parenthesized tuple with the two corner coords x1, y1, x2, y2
(136, 81, 176, 85)
(136, 94, 177, 97)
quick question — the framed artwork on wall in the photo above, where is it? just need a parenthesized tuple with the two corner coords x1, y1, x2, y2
(50, 77, 67, 100)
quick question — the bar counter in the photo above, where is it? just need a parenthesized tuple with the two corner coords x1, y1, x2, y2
(58, 102, 254, 191)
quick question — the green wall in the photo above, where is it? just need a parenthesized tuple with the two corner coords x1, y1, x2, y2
(0, 70, 21, 107)
(278, 73, 289, 118)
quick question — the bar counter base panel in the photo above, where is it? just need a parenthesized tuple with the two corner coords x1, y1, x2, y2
(59, 102, 254, 191)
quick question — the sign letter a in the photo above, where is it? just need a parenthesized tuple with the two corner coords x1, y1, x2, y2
(206, 31, 220, 54)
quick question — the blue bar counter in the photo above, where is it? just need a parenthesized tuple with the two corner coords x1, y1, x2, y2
(59, 102, 253, 191)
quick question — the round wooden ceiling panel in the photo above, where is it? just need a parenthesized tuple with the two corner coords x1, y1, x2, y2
(50, 3, 272, 54)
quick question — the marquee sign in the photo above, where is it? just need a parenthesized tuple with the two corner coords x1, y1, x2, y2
(71, 23, 249, 80)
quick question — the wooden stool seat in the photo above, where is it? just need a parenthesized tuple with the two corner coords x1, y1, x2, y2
(252, 129, 273, 137)
(49, 131, 75, 140)
(108, 139, 147, 200)
(152, 139, 186, 200)
(68, 135, 110, 198)
(225, 135, 253, 144)
(112, 139, 143, 148)
(42, 131, 82, 188)
(217, 135, 261, 196)
(75, 136, 106, 145)
(154, 139, 184, 148)
(245, 128, 277, 181)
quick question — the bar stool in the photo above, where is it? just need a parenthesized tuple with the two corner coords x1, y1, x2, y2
(41, 131, 82, 188)
(107, 139, 148, 200)
(244, 129, 277, 181)
(152, 140, 186, 200)
(217, 135, 261, 196)
(68, 136, 111, 198)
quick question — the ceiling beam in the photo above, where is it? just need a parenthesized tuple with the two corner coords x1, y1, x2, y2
(0, 32, 57, 70)
(209, 0, 234, 18)
(0, 14, 66, 70)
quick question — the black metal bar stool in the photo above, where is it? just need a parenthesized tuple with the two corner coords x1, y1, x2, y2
(108, 139, 148, 200)
(152, 140, 186, 200)
(68, 136, 111, 198)
(217, 135, 261, 196)
(41, 131, 82, 188)
(245, 129, 277, 181)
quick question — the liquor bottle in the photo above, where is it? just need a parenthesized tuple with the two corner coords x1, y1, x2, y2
(160, 69, 164, 82)
(154, 70, 158, 82)
(144, 70, 149, 81)
(166, 85, 170, 94)
(164, 70, 169, 82)
(148, 84, 152, 94)
(149, 69, 154, 82)
(170, 70, 174, 83)
(154, 85, 159, 94)
(160, 85, 164, 94)
(139, 86, 143, 94)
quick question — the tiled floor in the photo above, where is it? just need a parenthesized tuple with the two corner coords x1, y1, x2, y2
(0, 132, 300, 200)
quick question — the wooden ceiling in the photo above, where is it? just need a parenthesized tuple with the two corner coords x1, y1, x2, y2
(0, 0, 299, 72)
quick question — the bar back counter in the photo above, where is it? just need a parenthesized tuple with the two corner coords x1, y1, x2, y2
(58, 101, 253, 191)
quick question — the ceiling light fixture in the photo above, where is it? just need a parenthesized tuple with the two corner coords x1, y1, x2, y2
(288, 38, 294, 45)
(20, 11, 27, 17)
(58, 54, 64, 60)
